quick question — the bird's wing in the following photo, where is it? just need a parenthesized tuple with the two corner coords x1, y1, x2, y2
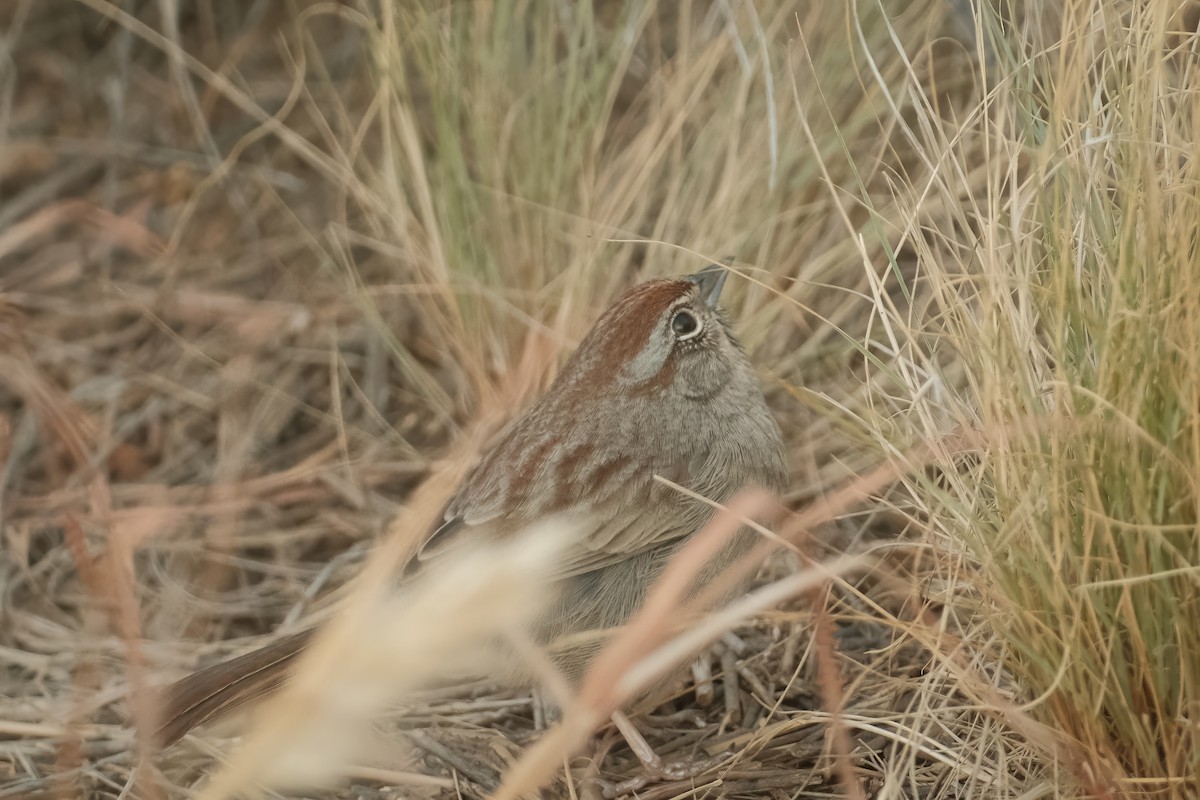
(414, 472, 701, 582)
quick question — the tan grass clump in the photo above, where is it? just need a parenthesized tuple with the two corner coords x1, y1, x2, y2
(871, 1, 1200, 796)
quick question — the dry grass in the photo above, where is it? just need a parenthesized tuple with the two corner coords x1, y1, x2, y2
(876, 1, 1200, 795)
(2, 0, 1197, 798)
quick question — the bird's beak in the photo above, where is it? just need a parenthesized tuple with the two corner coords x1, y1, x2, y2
(687, 264, 729, 310)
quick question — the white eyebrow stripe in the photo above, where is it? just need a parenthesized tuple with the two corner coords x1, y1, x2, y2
(661, 295, 696, 323)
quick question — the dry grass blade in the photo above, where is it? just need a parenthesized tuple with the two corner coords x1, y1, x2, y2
(491, 488, 875, 800)
(190, 520, 570, 800)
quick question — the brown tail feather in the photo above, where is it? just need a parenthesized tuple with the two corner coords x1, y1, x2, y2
(156, 629, 314, 747)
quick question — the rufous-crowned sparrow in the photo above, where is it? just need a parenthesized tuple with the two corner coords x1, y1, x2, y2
(157, 264, 787, 746)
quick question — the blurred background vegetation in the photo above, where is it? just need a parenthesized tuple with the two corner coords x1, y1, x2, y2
(1, 1, 1198, 798)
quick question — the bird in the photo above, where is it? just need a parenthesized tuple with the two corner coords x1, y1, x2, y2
(156, 263, 787, 750)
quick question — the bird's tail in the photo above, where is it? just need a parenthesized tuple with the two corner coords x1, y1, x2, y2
(155, 628, 314, 747)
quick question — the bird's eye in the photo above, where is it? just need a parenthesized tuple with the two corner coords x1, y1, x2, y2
(671, 309, 701, 339)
